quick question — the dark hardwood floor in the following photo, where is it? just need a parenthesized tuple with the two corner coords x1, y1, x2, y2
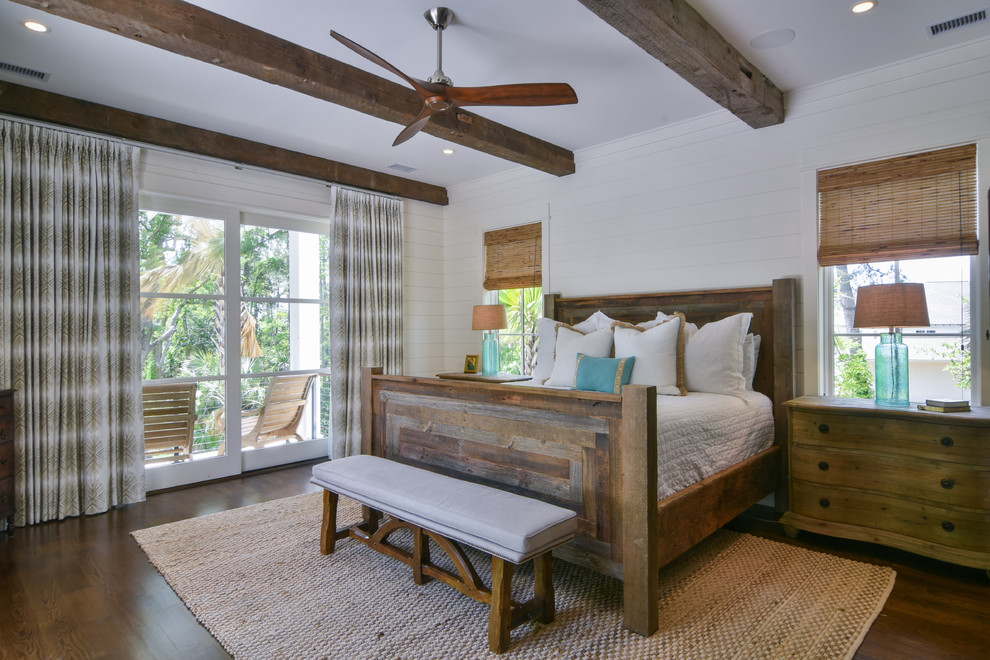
(1, 461, 987, 659)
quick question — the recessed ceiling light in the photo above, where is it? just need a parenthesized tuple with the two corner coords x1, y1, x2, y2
(442, 148, 455, 155)
(23, 20, 49, 33)
(851, 1, 877, 14)
(750, 28, 795, 50)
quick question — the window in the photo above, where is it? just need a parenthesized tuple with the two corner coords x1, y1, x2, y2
(140, 211, 227, 458)
(139, 210, 331, 465)
(828, 258, 971, 401)
(818, 144, 978, 401)
(239, 223, 332, 444)
(482, 222, 543, 376)
(494, 287, 542, 375)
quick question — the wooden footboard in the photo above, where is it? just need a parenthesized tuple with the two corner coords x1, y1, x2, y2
(362, 368, 661, 634)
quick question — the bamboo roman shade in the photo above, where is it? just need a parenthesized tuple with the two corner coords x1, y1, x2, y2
(483, 222, 542, 290)
(817, 144, 978, 267)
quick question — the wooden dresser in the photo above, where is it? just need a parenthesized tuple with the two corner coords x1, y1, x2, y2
(0, 389, 13, 536)
(781, 396, 989, 571)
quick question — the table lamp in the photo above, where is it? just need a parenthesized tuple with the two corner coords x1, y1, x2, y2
(852, 283, 930, 407)
(472, 304, 507, 376)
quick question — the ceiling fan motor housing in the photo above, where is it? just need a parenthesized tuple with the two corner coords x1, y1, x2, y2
(425, 7, 454, 86)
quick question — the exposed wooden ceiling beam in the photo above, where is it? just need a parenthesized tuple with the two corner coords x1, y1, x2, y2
(11, 0, 575, 176)
(0, 82, 449, 205)
(577, 0, 784, 128)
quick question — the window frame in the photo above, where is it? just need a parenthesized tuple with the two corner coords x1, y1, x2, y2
(487, 286, 543, 376)
(821, 256, 979, 400)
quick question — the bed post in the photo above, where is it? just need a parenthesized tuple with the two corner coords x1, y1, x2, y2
(361, 367, 383, 456)
(620, 384, 659, 637)
(771, 279, 796, 513)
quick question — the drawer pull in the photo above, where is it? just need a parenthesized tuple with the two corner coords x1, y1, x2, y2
(940, 478, 955, 490)
(818, 424, 830, 434)
(0, 491, 6, 503)
(941, 521, 955, 533)
(0, 457, 5, 466)
(818, 461, 829, 471)
(0, 428, 5, 442)
(940, 436, 954, 447)
(818, 498, 830, 508)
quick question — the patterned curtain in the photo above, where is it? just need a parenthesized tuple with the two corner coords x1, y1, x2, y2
(0, 119, 145, 526)
(329, 187, 403, 458)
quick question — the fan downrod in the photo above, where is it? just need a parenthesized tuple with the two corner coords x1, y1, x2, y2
(424, 7, 453, 86)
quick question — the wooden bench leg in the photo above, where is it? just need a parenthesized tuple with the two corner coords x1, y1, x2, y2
(489, 557, 514, 654)
(533, 552, 554, 624)
(362, 505, 381, 534)
(320, 490, 339, 555)
(412, 525, 432, 585)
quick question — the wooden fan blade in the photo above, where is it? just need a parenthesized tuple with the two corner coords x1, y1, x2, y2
(445, 83, 578, 107)
(392, 105, 440, 146)
(330, 30, 441, 98)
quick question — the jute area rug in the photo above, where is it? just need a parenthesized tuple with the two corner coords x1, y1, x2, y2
(132, 492, 895, 660)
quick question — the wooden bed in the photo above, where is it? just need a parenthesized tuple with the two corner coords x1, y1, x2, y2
(360, 278, 797, 637)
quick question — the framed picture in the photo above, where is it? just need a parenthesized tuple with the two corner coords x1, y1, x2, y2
(464, 354, 479, 373)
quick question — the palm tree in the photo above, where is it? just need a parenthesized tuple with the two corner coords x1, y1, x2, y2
(140, 216, 261, 373)
(498, 287, 542, 374)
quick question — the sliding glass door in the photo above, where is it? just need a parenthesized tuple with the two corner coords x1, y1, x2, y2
(140, 195, 329, 490)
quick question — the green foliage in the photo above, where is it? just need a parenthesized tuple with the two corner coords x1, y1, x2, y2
(240, 226, 290, 298)
(921, 340, 972, 391)
(139, 212, 177, 272)
(834, 337, 874, 399)
(498, 287, 542, 375)
(941, 342, 972, 391)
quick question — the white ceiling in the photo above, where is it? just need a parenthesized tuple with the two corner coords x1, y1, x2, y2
(1, 0, 988, 190)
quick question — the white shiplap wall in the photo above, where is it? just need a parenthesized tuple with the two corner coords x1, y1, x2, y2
(441, 37, 990, 397)
(138, 150, 445, 376)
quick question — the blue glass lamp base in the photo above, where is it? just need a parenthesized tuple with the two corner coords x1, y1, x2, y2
(875, 333, 910, 407)
(481, 335, 499, 376)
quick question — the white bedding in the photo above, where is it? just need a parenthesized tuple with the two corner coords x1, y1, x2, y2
(655, 391, 773, 498)
(514, 383, 774, 499)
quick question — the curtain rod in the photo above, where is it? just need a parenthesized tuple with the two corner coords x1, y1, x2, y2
(0, 113, 398, 201)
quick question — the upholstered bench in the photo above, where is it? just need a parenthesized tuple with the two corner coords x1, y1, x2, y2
(310, 455, 577, 653)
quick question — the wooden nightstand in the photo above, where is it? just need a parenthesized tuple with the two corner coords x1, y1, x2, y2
(436, 372, 532, 384)
(0, 389, 14, 536)
(781, 396, 989, 571)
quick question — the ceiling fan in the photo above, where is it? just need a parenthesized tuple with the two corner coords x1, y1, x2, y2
(330, 7, 578, 146)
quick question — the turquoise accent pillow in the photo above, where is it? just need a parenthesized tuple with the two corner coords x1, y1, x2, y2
(573, 354, 636, 393)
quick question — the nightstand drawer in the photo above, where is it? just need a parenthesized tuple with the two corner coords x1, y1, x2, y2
(790, 445, 990, 509)
(0, 476, 12, 509)
(790, 482, 990, 553)
(790, 410, 989, 463)
(0, 439, 13, 480)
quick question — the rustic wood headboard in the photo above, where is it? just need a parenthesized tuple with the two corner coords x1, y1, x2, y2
(545, 278, 798, 446)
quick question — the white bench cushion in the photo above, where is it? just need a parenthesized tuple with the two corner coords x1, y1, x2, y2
(311, 455, 577, 564)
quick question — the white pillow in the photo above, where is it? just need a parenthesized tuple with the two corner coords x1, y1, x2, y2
(574, 310, 616, 333)
(532, 317, 560, 383)
(743, 333, 762, 390)
(683, 313, 753, 396)
(532, 311, 616, 383)
(545, 326, 614, 388)
(613, 314, 685, 395)
(635, 310, 675, 330)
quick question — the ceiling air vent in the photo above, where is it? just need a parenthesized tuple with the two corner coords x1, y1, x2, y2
(388, 163, 417, 173)
(927, 9, 987, 37)
(0, 61, 50, 82)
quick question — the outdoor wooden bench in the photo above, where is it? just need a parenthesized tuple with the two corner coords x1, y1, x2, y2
(311, 455, 578, 653)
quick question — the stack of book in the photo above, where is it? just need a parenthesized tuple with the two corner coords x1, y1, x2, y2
(917, 398, 971, 413)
